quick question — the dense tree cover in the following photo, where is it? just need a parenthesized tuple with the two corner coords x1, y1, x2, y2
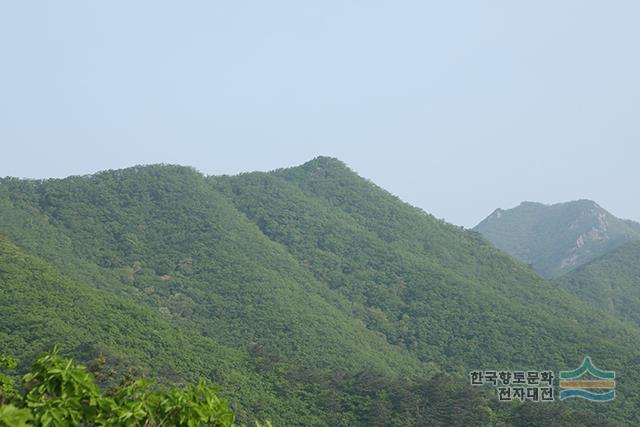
(473, 199, 640, 278)
(0, 350, 608, 427)
(0, 158, 639, 424)
(215, 157, 640, 422)
(554, 241, 640, 327)
(0, 169, 442, 425)
(0, 237, 300, 424)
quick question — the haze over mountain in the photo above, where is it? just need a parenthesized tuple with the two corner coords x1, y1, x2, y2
(2, 157, 640, 425)
(474, 200, 640, 278)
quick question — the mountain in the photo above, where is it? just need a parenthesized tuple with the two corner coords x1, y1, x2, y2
(0, 235, 293, 423)
(0, 165, 436, 425)
(2, 158, 640, 424)
(554, 241, 640, 327)
(474, 199, 640, 278)
(215, 158, 640, 422)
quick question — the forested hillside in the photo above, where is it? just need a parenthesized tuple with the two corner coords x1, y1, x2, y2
(0, 236, 317, 424)
(555, 241, 640, 327)
(0, 166, 440, 425)
(2, 158, 640, 425)
(474, 200, 640, 278)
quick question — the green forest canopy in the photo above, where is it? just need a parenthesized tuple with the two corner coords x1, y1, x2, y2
(1, 157, 639, 425)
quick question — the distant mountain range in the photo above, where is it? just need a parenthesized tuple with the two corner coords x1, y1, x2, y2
(2, 158, 640, 425)
(475, 198, 640, 347)
(474, 199, 640, 278)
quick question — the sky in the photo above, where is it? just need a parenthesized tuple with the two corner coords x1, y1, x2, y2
(1, 1, 639, 227)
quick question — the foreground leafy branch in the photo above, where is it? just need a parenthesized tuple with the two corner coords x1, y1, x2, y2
(0, 349, 266, 427)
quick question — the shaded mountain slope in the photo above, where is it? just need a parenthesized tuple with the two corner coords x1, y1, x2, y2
(474, 199, 640, 278)
(555, 241, 640, 327)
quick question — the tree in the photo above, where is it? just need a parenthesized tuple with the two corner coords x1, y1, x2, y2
(0, 349, 246, 427)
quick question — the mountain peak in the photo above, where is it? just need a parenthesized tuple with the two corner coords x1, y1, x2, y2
(565, 199, 602, 210)
(516, 199, 601, 210)
(475, 199, 640, 277)
(518, 201, 545, 207)
(300, 156, 348, 170)
(280, 156, 360, 183)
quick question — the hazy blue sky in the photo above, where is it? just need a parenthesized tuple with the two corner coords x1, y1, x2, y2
(1, 1, 638, 227)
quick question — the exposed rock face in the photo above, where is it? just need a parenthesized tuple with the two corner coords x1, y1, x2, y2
(475, 199, 640, 278)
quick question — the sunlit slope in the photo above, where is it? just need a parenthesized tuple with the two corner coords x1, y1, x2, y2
(2, 160, 640, 424)
(0, 236, 303, 423)
(216, 157, 640, 421)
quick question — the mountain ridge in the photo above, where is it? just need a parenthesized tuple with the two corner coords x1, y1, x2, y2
(474, 199, 640, 277)
(2, 158, 640, 424)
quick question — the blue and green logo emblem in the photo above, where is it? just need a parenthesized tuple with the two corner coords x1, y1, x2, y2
(559, 357, 615, 401)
